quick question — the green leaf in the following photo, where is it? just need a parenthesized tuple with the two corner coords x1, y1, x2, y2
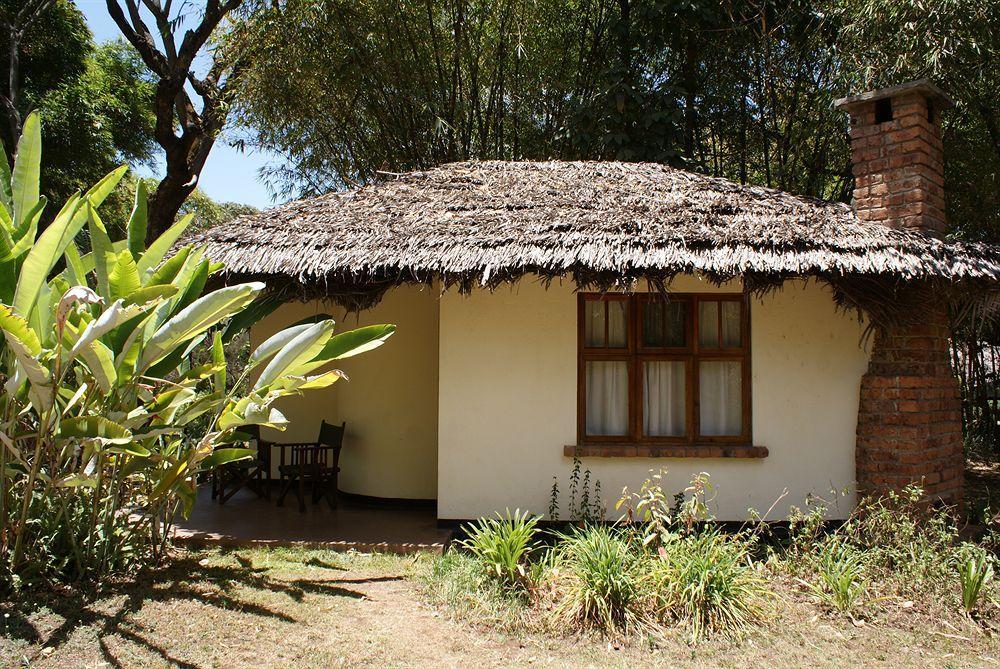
(10, 196, 86, 319)
(63, 241, 87, 286)
(146, 246, 191, 285)
(0, 138, 12, 214)
(138, 282, 264, 371)
(127, 178, 148, 258)
(60, 416, 133, 444)
(0, 197, 46, 263)
(87, 205, 115, 301)
(107, 442, 151, 457)
(123, 284, 179, 306)
(198, 448, 254, 471)
(136, 213, 195, 275)
(109, 249, 141, 302)
(0, 304, 49, 388)
(254, 320, 336, 390)
(11, 111, 41, 228)
(313, 324, 396, 362)
(221, 291, 283, 343)
(56, 474, 98, 488)
(248, 315, 331, 368)
(212, 331, 226, 392)
(78, 339, 117, 394)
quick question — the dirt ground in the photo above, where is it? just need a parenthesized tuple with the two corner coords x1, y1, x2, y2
(2, 546, 998, 669)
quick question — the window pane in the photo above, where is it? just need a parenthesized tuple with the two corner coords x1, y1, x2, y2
(664, 302, 686, 346)
(698, 301, 720, 348)
(607, 301, 627, 348)
(584, 300, 605, 347)
(642, 301, 664, 347)
(586, 361, 629, 436)
(643, 361, 685, 437)
(721, 301, 741, 348)
(699, 361, 742, 436)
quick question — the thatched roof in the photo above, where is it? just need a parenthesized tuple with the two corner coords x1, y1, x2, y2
(189, 161, 1000, 301)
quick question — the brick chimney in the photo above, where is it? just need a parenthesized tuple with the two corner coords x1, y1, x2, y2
(835, 81, 964, 504)
(835, 79, 953, 237)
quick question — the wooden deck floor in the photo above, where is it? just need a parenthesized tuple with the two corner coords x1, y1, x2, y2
(173, 486, 453, 554)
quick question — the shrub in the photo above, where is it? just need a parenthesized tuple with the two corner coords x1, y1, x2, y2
(957, 544, 994, 615)
(841, 485, 959, 590)
(649, 528, 769, 641)
(550, 525, 646, 636)
(459, 509, 540, 593)
(0, 114, 395, 590)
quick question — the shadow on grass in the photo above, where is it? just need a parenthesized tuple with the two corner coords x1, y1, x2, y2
(2, 549, 372, 668)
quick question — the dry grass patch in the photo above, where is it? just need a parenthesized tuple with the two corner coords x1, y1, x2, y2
(1, 545, 999, 668)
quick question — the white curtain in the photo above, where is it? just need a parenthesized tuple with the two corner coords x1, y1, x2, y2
(699, 361, 742, 435)
(586, 361, 628, 435)
(644, 361, 685, 436)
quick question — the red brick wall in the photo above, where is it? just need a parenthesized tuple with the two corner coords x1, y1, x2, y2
(855, 309, 964, 503)
(845, 91, 947, 237)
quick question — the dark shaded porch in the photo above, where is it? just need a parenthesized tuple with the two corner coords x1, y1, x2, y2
(173, 486, 452, 554)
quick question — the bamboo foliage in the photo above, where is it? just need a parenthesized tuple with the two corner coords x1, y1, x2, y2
(0, 113, 395, 588)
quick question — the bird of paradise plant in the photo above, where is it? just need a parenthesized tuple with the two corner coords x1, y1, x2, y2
(0, 113, 394, 589)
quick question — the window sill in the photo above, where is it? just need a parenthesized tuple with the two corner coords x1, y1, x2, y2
(563, 443, 768, 459)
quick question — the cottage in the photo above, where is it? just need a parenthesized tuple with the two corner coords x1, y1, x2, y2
(192, 81, 1000, 521)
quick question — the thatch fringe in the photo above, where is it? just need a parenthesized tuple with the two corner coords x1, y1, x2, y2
(189, 160, 1000, 316)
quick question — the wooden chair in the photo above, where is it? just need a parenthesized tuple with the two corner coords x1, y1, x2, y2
(276, 421, 345, 513)
(215, 425, 274, 504)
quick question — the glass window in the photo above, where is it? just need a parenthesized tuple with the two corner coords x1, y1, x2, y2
(585, 361, 629, 436)
(721, 301, 741, 348)
(699, 361, 743, 436)
(643, 361, 685, 437)
(584, 299, 605, 347)
(579, 294, 748, 444)
(698, 300, 720, 348)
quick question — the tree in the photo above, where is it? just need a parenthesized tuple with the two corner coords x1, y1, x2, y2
(104, 0, 247, 239)
(0, 0, 55, 152)
(0, 0, 156, 228)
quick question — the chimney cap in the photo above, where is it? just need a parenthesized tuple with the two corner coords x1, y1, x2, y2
(834, 79, 954, 111)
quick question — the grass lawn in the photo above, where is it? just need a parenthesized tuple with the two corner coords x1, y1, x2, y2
(2, 546, 998, 668)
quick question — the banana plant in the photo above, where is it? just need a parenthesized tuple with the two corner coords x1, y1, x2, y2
(0, 113, 395, 587)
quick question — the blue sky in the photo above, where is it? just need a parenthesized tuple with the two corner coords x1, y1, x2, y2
(75, 0, 283, 209)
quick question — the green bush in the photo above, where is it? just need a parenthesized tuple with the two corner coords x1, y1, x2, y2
(0, 114, 395, 589)
(649, 528, 769, 641)
(459, 509, 540, 593)
(550, 525, 646, 636)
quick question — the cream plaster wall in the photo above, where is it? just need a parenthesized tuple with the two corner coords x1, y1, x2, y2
(437, 276, 870, 521)
(251, 284, 439, 500)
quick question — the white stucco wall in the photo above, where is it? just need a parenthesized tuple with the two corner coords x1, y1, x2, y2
(437, 275, 870, 521)
(251, 284, 439, 500)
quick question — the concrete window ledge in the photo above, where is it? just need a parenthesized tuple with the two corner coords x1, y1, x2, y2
(563, 444, 769, 459)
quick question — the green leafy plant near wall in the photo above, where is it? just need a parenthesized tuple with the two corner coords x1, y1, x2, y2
(0, 113, 395, 590)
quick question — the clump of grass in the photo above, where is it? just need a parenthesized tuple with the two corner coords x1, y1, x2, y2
(957, 544, 994, 615)
(424, 551, 533, 631)
(549, 525, 646, 636)
(649, 528, 769, 641)
(803, 539, 867, 615)
(459, 509, 540, 593)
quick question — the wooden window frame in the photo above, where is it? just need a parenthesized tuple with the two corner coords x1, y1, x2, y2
(576, 293, 752, 449)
